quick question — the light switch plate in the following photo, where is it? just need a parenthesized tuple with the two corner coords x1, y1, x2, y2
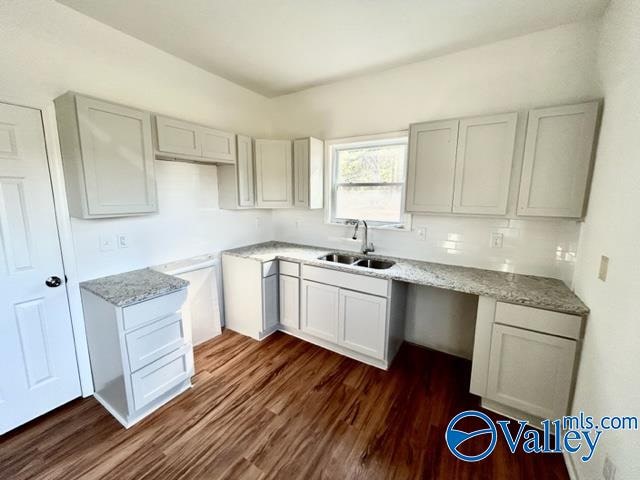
(598, 255, 609, 281)
(118, 235, 129, 249)
(490, 232, 504, 249)
(99, 235, 116, 252)
(416, 227, 427, 241)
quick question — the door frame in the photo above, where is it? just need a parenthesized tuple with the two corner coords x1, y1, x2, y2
(1, 93, 93, 397)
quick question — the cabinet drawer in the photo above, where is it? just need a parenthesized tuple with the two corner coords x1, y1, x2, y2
(125, 313, 186, 372)
(279, 260, 300, 277)
(495, 302, 582, 339)
(122, 289, 187, 331)
(130, 345, 193, 411)
(262, 260, 278, 277)
(302, 265, 388, 297)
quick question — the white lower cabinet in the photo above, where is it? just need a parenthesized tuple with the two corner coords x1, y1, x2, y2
(301, 280, 339, 342)
(485, 324, 576, 420)
(338, 289, 387, 360)
(263, 273, 279, 331)
(81, 288, 193, 428)
(279, 274, 300, 329)
(470, 297, 583, 423)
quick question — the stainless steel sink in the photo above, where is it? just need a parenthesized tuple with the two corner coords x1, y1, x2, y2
(353, 258, 395, 270)
(319, 253, 361, 264)
(318, 253, 395, 270)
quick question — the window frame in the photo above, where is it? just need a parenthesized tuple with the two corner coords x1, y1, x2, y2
(325, 131, 412, 230)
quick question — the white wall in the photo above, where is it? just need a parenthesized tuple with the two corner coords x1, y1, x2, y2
(0, 0, 274, 281)
(270, 21, 601, 354)
(571, 1, 640, 478)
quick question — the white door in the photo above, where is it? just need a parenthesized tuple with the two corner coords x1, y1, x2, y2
(293, 138, 309, 208)
(279, 274, 299, 329)
(200, 127, 236, 163)
(155, 115, 201, 157)
(255, 139, 293, 208)
(338, 290, 387, 360)
(486, 324, 577, 420)
(262, 274, 279, 331)
(236, 134, 255, 207)
(453, 113, 517, 215)
(517, 101, 599, 218)
(301, 280, 339, 342)
(0, 102, 80, 434)
(405, 119, 459, 213)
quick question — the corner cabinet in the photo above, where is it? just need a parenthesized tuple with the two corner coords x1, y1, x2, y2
(54, 92, 158, 218)
(517, 101, 599, 218)
(218, 134, 256, 209)
(405, 113, 517, 215)
(255, 139, 293, 208)
(154, 115, 236, 164)
(293, 137, 324, 209)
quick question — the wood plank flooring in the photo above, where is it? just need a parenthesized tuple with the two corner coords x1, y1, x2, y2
(0, 330, 569, 479)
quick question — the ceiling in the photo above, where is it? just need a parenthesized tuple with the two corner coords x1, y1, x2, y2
(56, 0, 608, 97)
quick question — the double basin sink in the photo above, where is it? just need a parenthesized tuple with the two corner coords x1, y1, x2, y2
(318, 253, 395, 270)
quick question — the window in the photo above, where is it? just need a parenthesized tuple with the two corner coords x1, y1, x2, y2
(328, 132, 409, 228)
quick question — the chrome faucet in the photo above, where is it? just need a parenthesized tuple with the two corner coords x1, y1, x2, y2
(350, 219, 375, 255)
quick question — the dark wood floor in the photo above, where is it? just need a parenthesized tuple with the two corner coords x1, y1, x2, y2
(0, 330, 569, 479)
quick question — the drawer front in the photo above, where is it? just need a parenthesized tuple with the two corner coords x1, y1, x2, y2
(122, 289, 187, 331)
(262, 260, 278, 277)
(126, 313, 186, 372)
(302, 265, 388, 297)
(495, 302, 582, 339)
(279, 260, 300, 277)
(131, 345, 193, 411)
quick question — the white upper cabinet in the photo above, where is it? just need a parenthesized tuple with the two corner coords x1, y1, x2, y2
(155, 115, 236, 164)
(293, 137, 323, 209)
(406, 119, 459, 213)
(517, 101, 599, 218)
(55, 92, 157, 218)
(453, 113, 517, 215)
(255, 139, 293, 208)
(218, 134, 255, 209)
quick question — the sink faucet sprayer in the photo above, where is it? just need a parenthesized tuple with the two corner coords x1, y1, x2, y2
(349, 219, 375, 255)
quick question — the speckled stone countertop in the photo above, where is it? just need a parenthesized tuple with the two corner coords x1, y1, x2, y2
(80, 268, 189, 307)
(223, 241, 589, 316)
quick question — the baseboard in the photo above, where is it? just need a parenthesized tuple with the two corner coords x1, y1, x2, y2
(563, 451, 579, 480)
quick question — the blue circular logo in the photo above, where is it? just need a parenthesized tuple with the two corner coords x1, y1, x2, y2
(445, 410, 497, 462)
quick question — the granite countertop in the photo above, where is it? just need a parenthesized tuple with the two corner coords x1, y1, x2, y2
(80, 268, 189, 307)
(224, 241, 589, 316)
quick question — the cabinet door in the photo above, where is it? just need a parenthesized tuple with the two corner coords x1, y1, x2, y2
(236, 134, 255, 207)
(517, 101, 599, 218)
(453, 113, 517, 215)
(200, 127, 236, 163)
(76, 96, 157, 215)
(406, 120, 459, 213)
(279, 274, 300, 329)
(486, 324, 577, 419)
(255, 139, 293, 208)
(293, 138, 309, 208)
(301, 280, 339, 342)
(155, 115, 200, 157)
(262, 274, 279, 331)
(338, 290, 387, 360)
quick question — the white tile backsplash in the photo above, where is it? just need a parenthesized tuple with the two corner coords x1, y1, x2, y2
(272, 210, 580, 285)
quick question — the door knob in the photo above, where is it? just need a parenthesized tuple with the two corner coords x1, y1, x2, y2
(45, 276, 63, 288)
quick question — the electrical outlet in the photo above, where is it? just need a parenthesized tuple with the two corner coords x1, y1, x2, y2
(416, 227, 427, 241)
(99, 235, 116, 252)
(598, 255, 609, 281)
(490, 232, 504, 249)
(255, 217, 261, 229)
(295, 218, 302, 229)
(603, 455, 616, 480)
(118, 235, 129, 249)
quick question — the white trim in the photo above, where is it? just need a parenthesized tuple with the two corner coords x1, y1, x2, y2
(324, 131, 412, 230)
(0, 93, 93, 397)
(563, 451, 580, 480)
